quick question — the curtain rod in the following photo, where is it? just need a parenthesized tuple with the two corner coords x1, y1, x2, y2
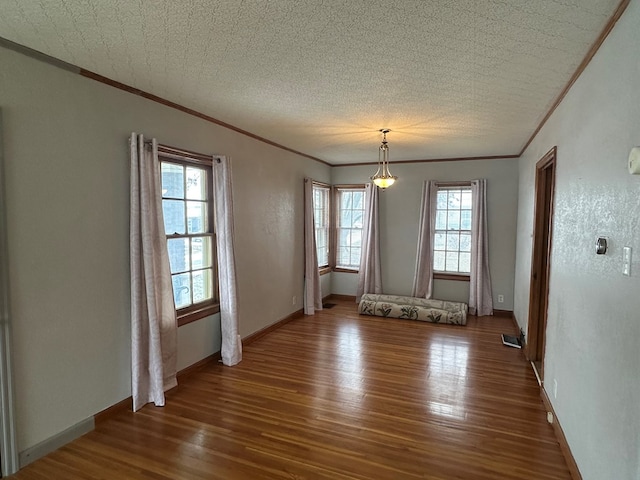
(158, 144, 214, 162)
(435, 181, 472, 187)
(143, 140, 220, 163)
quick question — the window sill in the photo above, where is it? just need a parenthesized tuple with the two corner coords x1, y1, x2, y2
(177, 303, 220, 327)
(319, 266, 332, 276)
(433, 272, 470, 282)
(333, 267, 359, 274)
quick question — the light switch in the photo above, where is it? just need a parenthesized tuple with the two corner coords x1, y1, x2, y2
(623, 246, 632, 276)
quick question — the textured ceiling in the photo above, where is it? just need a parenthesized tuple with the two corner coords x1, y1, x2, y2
(0, 0, 623, 165)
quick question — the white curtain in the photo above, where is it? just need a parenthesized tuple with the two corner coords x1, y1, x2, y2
(303, 178, 322, 314)
(356, 183, 382, 302)
(129, 133, 177, 412)
(213, 156, 242, 366)
(412, 180, 437, 299)
(470, 179, 494, 316)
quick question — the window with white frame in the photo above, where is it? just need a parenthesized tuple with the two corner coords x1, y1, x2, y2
(434, 186, 472, 274)
(161, 155, 218, 324)
(312, 183, 330, 268)
(335, 187, 365, 270)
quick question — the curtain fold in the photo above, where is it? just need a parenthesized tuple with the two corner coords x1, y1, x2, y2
(412, 180, 437, 299)
(356, 183, 382, 302)
(213, 156, 242, 366)
(129, 133, 178, 412)
(303, 179, 323, 314)
(470, 179, 494, 316)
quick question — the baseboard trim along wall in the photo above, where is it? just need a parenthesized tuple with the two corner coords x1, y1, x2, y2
(540, 387, 583, 480)
(243, 308, 304, 346)
(326, 294, 357, 303)
(19, 416, 94, 468)
(94, 396, 132, 425)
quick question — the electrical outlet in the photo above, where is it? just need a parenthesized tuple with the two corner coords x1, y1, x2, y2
(497, 294, 504, 303)
(553, 379, 558, 399)
(292, 296, 296, 306)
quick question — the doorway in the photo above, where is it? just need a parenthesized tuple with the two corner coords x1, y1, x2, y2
(526, 147, 556, 383)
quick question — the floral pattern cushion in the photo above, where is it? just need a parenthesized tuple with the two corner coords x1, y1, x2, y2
(358, 294, 467, 325)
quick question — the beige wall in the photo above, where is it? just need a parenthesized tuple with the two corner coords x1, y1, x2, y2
(514, 1, 640, 478)
(331, 159, 519, 310)
(0, 45, 330, 452)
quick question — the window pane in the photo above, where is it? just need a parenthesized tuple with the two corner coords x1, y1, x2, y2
(353, 192, 364, 209)
(447, 210, 460, 230)
(349, 230, 362, 248)
(191, 237, 212, 269)
(435, 211, 447, 230)
(186, 167, 206, 200)
(168, 238, 189, 273)
(445, 252, 459, 272)
(461, 191, 472, 209)
(340, 210, 352, 227)
(447, 190, 461, 209)
(434, 232, 446, 249)
(318, 246, 328, 266)
(352, 210, 363, 228)
(342, 191, 352, 209)
(459, 253, 471, 273)
(350, 247, 361, 267)
(163, 200, 185, 234)
(187, 201, 207, 233)
(437, 191, 448, 209)
(338, 229, 349, 247)
(459, 233, 471, 252)
(446, 232, 459, 251)
(192, 269, 213, 303)
(317, 221, 329, 264)
(434, 251, 445, 271)
(172, 273, 191, 309)
(161, 163, 184, 198)
(460, 210, 472, 230)
(339, 246, 350, 266)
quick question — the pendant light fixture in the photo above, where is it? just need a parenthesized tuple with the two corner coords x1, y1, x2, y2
(371, 129, 397, 189)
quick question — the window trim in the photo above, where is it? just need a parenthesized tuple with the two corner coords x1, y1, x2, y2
(159, 145, 220, 327)
(433, 181, 472, 277)
(433, 272, 470, 281)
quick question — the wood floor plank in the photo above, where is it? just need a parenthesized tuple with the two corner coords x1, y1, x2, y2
(8, 300, 571, 479)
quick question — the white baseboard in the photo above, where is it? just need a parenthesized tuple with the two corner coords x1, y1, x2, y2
(19, 416, 94, 468)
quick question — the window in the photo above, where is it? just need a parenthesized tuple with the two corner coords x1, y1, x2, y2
(335, 187, 365, 270)
(434, 186, 472, 275)
(161, 155, 218, 325)
(312, 183, 330, 270)
(310, 183, 365, 274)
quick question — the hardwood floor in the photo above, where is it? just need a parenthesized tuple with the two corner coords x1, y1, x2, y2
(9, 300, 571, 479)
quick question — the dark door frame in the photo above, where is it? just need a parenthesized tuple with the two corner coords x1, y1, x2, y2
(526, 147, 557, 382)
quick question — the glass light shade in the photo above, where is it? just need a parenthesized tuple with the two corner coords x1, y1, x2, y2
(372, 176, 396, 188)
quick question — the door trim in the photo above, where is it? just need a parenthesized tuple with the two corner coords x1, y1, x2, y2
(526, 147, 557, 381)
